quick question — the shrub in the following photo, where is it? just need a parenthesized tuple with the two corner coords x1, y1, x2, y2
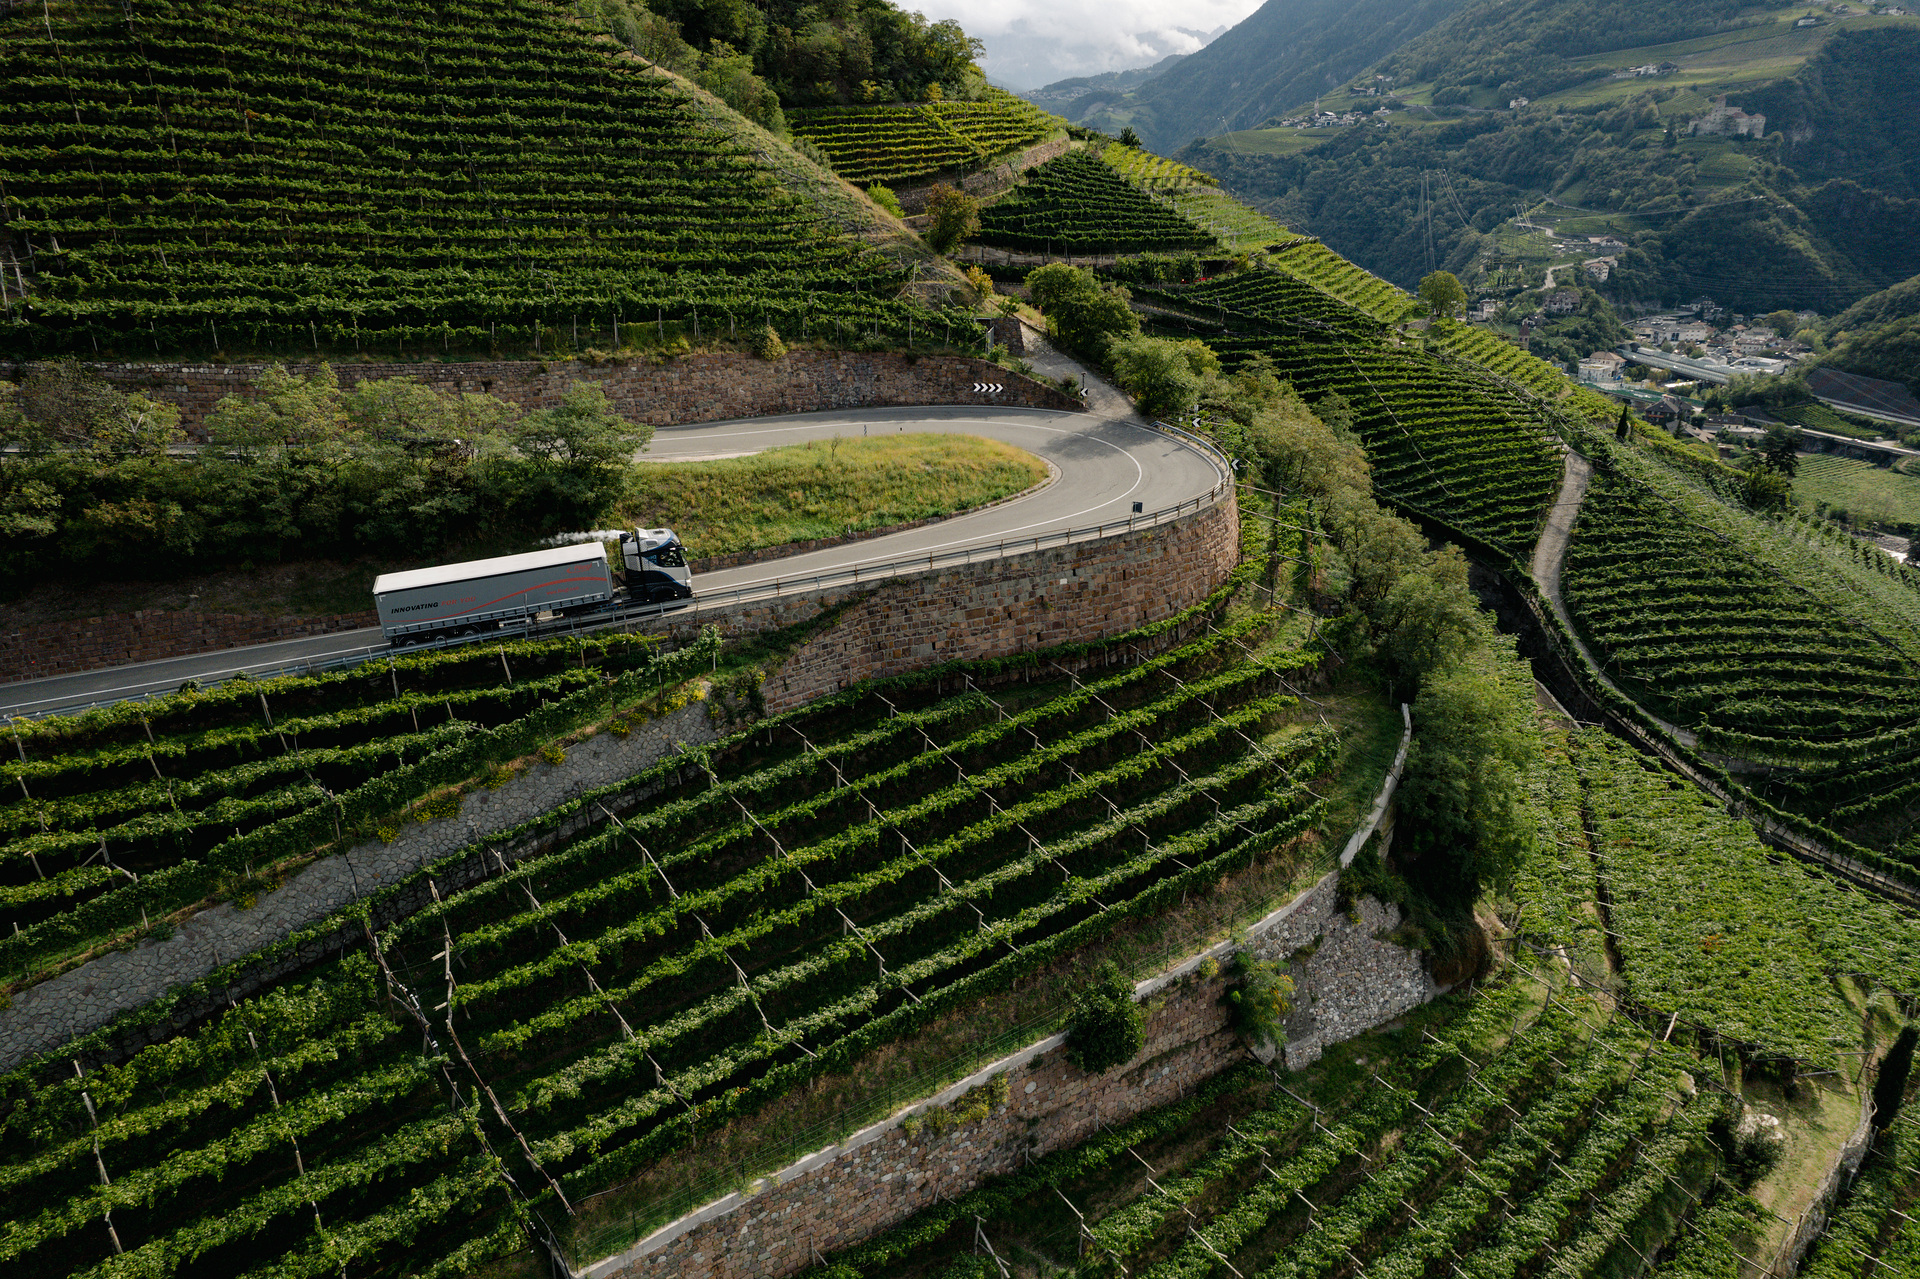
(754, 323, 788, 361)
(416, 789, 462, 822)
(1226, 954, 1295, 1047)
(538, 742, 567, 766)
(866, 182, 905, 218)
(1065, 963, 1146, 1073)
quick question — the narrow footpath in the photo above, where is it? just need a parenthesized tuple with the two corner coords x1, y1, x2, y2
(1529, 450, 1700, 748)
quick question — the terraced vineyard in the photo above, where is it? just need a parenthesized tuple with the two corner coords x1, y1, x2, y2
(1, 0, 920, 358)
(789, 90, 1061, 185)
(1571, 729, 1920, 1070)
(802, 976, 1747, 1279)
(0, 608, 1354, 1279)
(1425, 320, 1573, 399)
(1267, 241, 1417, 325)
(1160, 329, 1561, 554)
(1137, 269, 1384, 341)
(0, 634, 716, 984)
(977, 151, 1217, 254)
(1098, 146, 1217, 189)
(1097, 146, 1297, 252)
(1560, 459, 1920, 844)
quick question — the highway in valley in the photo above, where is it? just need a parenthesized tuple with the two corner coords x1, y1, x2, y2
(1, 403, 1230, 717)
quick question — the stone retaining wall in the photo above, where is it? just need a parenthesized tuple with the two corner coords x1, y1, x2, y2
(891, 137, 1074, 215)
(0, 608, 379, 685)
(610, 882, 1438, 1279)
(671, 497, 1240, 715)
(3, 351, 1082, 437)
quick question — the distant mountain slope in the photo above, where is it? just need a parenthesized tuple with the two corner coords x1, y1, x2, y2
(1106, 0, 1469, 152)
(1169, 10, 1920, 313)
(1817, 272, 1920, 397)
(1740, 27, 1920, 200)
(1374, 0, 1769, 100)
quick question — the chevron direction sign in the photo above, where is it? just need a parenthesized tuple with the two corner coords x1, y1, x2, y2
(971, 382, 1004, 394)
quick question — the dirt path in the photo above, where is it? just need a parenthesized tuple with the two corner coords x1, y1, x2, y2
(1015, 321, 1150, 424)
(1531, 450, 1701, 748)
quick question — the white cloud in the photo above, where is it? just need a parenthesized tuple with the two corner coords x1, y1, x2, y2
(907, 0, 1263, 89)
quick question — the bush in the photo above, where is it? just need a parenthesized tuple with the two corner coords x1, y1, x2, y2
(865, 182, 905, 218)
(1064, 963, 1146, 1073)
(753, 323, 787, 361)
(1226, 954, 1295, 1047)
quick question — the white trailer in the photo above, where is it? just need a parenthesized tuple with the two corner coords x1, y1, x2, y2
(373, 543, 614, 644)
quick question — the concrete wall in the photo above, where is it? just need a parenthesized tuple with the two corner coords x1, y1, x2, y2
(2, 351, 1082, 437)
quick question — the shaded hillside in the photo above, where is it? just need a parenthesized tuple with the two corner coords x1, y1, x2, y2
(1817, 272, 1920, 396)
(1175, 7, 1920, 310)
(1739, 27, 1920, 199)
(1091, 0, 1468, 152)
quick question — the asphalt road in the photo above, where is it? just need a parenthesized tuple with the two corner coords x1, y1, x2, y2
(2, 404, 1226, 717)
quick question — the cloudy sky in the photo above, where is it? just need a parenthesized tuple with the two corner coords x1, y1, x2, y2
(913, 0, 1266, 89)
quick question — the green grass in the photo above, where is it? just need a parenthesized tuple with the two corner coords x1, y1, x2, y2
(621, 434, 1049, 560)
(1790, 452, 1920, 526)
(1206, 128, 1339, 157)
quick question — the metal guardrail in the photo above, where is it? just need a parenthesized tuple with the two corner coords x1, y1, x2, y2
(3, 424, 1234, 721)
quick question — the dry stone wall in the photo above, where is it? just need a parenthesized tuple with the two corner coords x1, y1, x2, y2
(3, 351, 1081, 438)
(608, 880, 1440, 1279)
(670, 498, 1240, 715)
(0, 608, 378, 684)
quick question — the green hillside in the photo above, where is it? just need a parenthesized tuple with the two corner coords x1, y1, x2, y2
(787, 89, 1062, 185)
(1149, 4, 1920, 312)
(0, 0, 941, 360)
(786, 670, 1920, 1279)
(976, 150, 1218, 254)
(1817, 270, 1920, 395)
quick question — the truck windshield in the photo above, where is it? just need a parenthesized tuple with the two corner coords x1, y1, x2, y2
(647, 544, 686, 568)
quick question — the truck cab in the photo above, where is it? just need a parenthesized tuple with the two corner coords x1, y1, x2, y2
(619, 527, 694, 603)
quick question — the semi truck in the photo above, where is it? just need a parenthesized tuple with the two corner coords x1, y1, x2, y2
(372, 527, 692, 646)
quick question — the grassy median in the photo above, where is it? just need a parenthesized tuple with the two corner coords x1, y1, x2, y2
(622, 433, 1049, 561)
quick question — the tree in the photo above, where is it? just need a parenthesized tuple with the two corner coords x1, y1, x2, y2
(1761, 309, 1800, 338)
(1743, 466, 1792, 511)
(1023, 264, 1139, 355)
(923, 183, 980, 255)
(1118, 126, 1142, 148)
(1025, 262, 1097, 311)
(1226, 955, 1294, 1053)
(1375, 546, 1490, 686)
(1616, 402, 1632, 441)
(513, 381, 653, 468)
(1314, 391, 1358, 443)
(694, 40, 783, 131)
(1106, 334, 1218, 418)
(865, 182, 905, 218)
(1758, 424, 1802, 476)
(206, 363, 348, 452)
(1418, 270, 1467, 321)
(1396, 653, 1536, 898)
(1064, 963, 1145, 1073)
